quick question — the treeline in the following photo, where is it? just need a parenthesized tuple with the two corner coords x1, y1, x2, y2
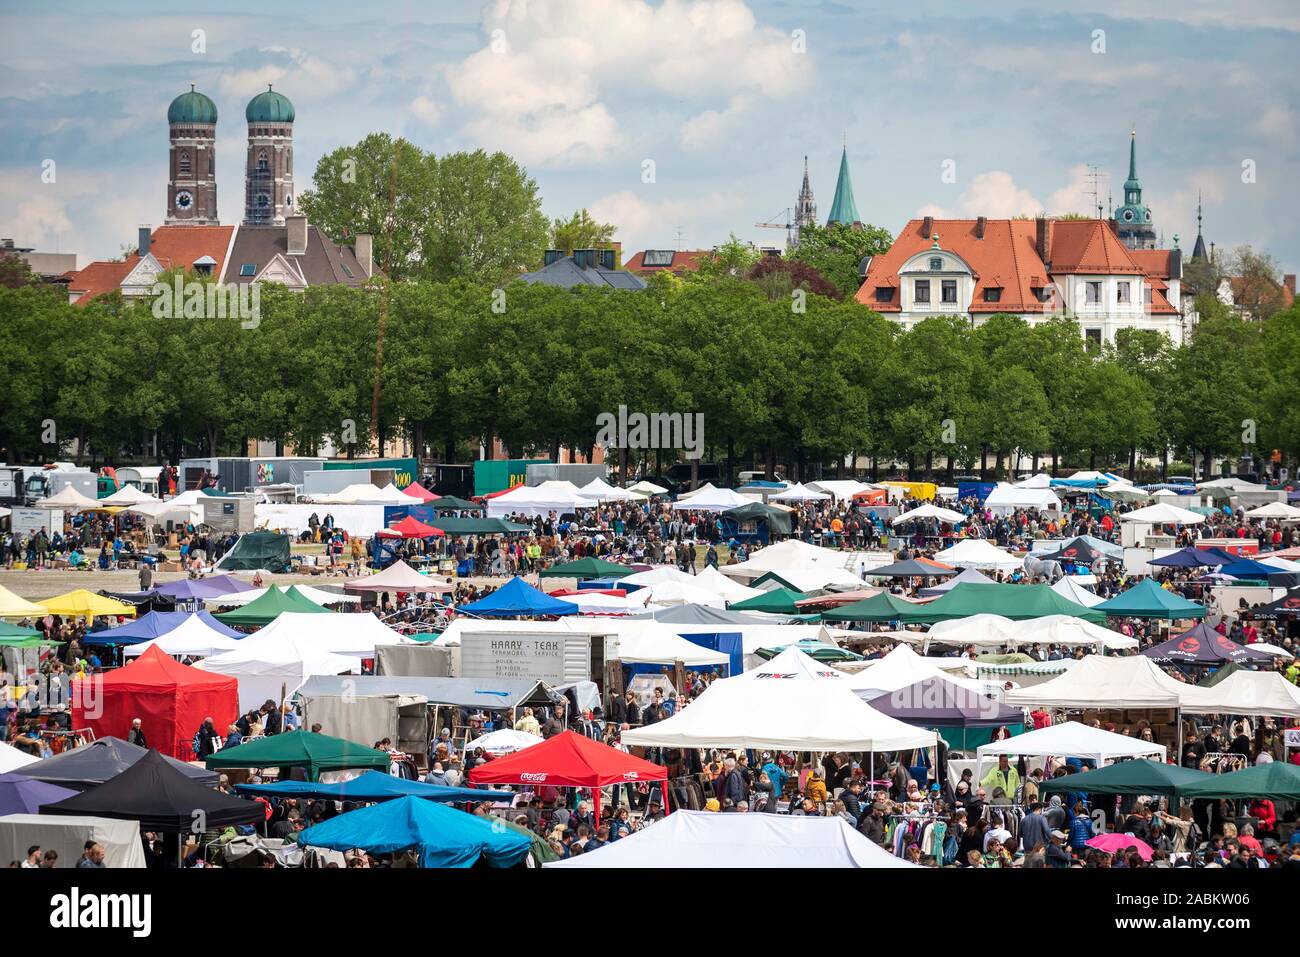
(1, 274, 1298, 481)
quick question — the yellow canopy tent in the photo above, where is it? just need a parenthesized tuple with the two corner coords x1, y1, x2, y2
(880, 481, 938, 501)
(37, 589, 136, 618)
(0, 585, 48, 618)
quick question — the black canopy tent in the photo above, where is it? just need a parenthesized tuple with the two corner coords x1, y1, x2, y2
(15, 736, 219, 792)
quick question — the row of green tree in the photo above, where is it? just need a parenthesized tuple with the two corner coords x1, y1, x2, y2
(1, 269, 1297, 481)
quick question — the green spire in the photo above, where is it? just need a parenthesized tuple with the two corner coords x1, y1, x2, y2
(1125, 127, 1140, 189)
(827, 143, 860, 226)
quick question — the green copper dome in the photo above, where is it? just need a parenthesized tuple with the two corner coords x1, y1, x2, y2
(168, 87, 218, 125)
(246, 86, 295, 123)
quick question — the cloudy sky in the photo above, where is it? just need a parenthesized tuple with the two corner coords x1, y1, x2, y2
(2, 0, 1297, 273)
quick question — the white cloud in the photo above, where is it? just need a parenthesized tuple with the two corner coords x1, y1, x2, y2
(589, 188, 744, 250)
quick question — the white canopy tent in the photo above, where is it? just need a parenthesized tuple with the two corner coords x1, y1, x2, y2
(1120, 503, 1206, 525)
(122, 613, 242, 658)
(1051, 576, 1106, 607)
(254, 503, 388, 537)
(610, 621, 732, 668)
(1238, 642, 1295, 659)
(316, 483, 412, 505)
(621, 647, 937, 752)
(891, 503, 966, 526)
(0, 814, 146, 869)
(620, 566, 700, 587)
(670, 484, 752, 513)
(770, 482, 831, 503)
(0, 741, 38, 774)
(975, 720, 1166, 779)
(485, 482, 590, 518)
(932, 539, 1022, 571)
(719, 539, 854, 582)
(692, 565, 765, 602)
(1182, 671, 1300, 718)
(751, 565, 865, 592)
(1246, 501, 1300, 521)
(32, 485, 99, 510)
(576, 477, 638, 502)
(626, 480, 669, 496)
(1002, 653, 1209, 709)
(635, 579, 730, 609)
(197, 631, 360, 712)
(842, 643, 985, 698)
(245, 611, 410, 659)
(806, 479, 873, 501)
(99, 484, 155, 505)
(927, 614, 1136, 651)
(124, 499, 199, 524)
(344, 559, 454, 594)
(983, 483, 1062, 515)
(545, 810, 916, 869)
(552, 590, 652, 615)
(467, 728, 544, 755)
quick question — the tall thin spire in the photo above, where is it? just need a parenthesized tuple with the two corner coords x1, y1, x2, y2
(1127, 127, 1139, 185)
(1192, 191, 1208, 261)
(827, 142, 860, 227)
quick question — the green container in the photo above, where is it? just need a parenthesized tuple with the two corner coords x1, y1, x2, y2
(323, 457, 420, 489)
(473, 459, 549, 496)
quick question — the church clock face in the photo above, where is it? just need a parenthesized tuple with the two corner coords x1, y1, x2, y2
(175, 190, 194, 211)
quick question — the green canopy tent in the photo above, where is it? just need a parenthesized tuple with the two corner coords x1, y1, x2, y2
(889, 583, 1107, 625)
(727, 586, 809, 615)
(427, 517, 530, 535)
(538, 557, 634, 580)
(820, 592, 929, 623)
(721, 502, 793, 539)
(205, 729, 389, 781)
(215, 531, 291, 573)
(1038, 759, 1215, 799)
(1177, 762, 1300, 801)
(1095, 579, 1206, 620)
(430, 496, 483, 512)
(213, 586, 332, 627)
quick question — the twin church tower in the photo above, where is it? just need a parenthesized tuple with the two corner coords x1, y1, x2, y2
(164, 84, 296, 227)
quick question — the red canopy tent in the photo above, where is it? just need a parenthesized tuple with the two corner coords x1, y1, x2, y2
(72, 645, 239, 760)
(377, 515, 445, 539)
(401, 484, 440, 503)
(468, 731, 669, 822)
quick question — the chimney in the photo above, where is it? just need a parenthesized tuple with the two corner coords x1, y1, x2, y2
(543, 249, 563, 267)
(286, 214, 308, 256)
(610, 240, 622, 269)
(573, 248, 597, 269)
(1285, 274, 1297, 298)
(921, 216, 934, 238)
(598, 248, 616, 270)
(975, 216, 987, 239)
(1035, 216, 1053, 266)
(354, 233, 373, 277)
(138, 226, 152, 258)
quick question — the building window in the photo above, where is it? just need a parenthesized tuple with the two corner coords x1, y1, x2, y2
(874, 287, 894, 303)
(983, 287, 1002, 302)
(1085, 281, 1102, 304)
(942, 279, 957, 303)
(178, 150, 191, 175)
(1085, 328, 1103, 351)
(239, 264, 257, 277)
(1145, 287, 1153, 304)
(1117, 281, 1131, 303)
(258, 150, 269, 171)
(257, 194, 270, 208)
(929, 257, 943, 271)
(914, 280, 931, 303)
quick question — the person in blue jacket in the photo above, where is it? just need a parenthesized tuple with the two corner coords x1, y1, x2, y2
(1068, 801, 1095, 853)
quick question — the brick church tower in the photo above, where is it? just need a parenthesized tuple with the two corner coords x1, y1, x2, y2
(165, 85, 219, 225)
(243, 85, 296, 225)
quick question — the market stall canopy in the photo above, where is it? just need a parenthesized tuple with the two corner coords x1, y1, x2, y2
(1182, 670, 1300, 717)
(298, 794, 532, 868)
(0, 742, 39, 774)
(863, 557, 957, 578)
(32, 485, 99, 510)
(40, 749, 261, 832)
(1037, 759, 1214, 798)
(619, 647, 937, 752)
(85, 610, 240, 645)
(927, 613, 1137, 651)
(401, 483, 439, 502)
(769, 482, 831, 502)
(1177, 762, 1300, 801)
(918, 566, 996, 596)
(0, 772, 76, 815)
(719, 538, 855, 582)
(99, 484, 154, 505)
(319, 483, 413, 505)
(205, 729, 389, 780)
(1037, 538, 1108, 564)
(627, 480, 669, 496)
(469, 730, 668, 791)
(1119, 503, 1206, 525)
(459, 577, 579, 617)
(806, 479, 873, 501)
(296, 674, 557, 712)
(38, 589, 136, 618)
(0, 584, 48, 618)
(1245, 586, 1300, 620)
(1002, 653, 1209, 709)
(545, 809, 916, 869)
(154, 574, 257, 601)
(1246, 501, 1300, 520)
(380, 515, 445, 538)
(1147, 546, 1237, 568)
(693, 565, 766, 602)
(428, 516, 529, 535)
(485, 482, 591, 518)
(721, 501, 793, 535)
(15, 736, 218, 791)
(552, 589, 651, 615)
(983, 482, 1062, 514)
(429, 496, 482, 512)
(819, 592, 928, 623)
(842, 643, 984, 698)
(868, 676, 1021, 728)
(577, 477, 638, 502)
(895, 583, 1106, 625)
(890, 504, 966, 526)
(976, 720, 1165, 779)
(212, 585, 334, 625)
(234, 769, 514, 803)
(345, 559, 454, 594)
(1050, 576, 1106, 607)
(539, 556, 634, 580)
(1095, 579, 1206, 620)
(670, 484, 752, 513)
(0, 814, 146, 868)
(932, 539, 1023, 571)
(727, 586, 809, 615)
(1141, 623, 1274, 666)
(196, 631, 359, 712)
(231, 610, 404, 660)
(120, 615, 242, 658)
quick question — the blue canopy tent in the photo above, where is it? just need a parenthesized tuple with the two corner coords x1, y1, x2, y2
(296, 794, 532, 868)
(234, 770, 514, 804)
(84, 610, 242, 645)
(458, 577, 578, 617)
(1217, 558, 1279, 579)
(1148, 546, 1237, 568)
(956, 482, 996, 503)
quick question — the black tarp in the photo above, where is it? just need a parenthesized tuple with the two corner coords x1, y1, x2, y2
(15, 736, 219, 792)
(39, 749, 262, 831)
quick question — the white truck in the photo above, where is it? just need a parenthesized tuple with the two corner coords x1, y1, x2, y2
(458, 625, 621, 688)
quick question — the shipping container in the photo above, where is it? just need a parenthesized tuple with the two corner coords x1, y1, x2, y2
(473, 458, 549, 497)
(524, 462, 608, 487)
(458, 627, 620, 688)
(179, 457, 325, 493)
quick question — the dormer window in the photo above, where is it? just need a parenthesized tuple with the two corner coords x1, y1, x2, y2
(874, 287, 894, 303)
(983, 287, 1002, 303)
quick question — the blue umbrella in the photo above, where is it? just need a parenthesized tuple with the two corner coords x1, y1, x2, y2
(0, 771, 78, 815)
(297, 795, 532, 868)
(234, 770, 514, 804)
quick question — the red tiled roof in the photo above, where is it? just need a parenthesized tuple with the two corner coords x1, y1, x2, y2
(1048, 220, 1143, 275)
(1228, 275, 1295, 309)
(623, 249, 710, 274)
(67, 225, 234, 305)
